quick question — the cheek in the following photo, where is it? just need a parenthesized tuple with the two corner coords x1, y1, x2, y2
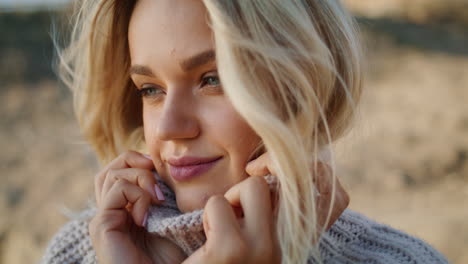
(143, 108, 158, 145)
(202, 101, 261, 163)
(143, 107, 173, 183)
(143, 107, 164, 164)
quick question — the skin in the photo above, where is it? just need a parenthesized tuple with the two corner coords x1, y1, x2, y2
(128, 0, 262, 213)
(89, 0, 350, 263)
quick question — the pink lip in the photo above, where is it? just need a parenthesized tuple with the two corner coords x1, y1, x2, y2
(168, 156, 222, 182)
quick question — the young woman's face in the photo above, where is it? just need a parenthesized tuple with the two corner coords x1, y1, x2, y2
(129, 0, 261, 212)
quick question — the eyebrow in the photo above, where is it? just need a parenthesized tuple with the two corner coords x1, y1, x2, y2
(129, 49, 216, 77)
(180, 49, 215, 71)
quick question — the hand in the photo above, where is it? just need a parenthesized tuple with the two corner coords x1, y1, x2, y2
(184, 176, 281, 264)
(245, 151, 350, 231)
(89, 150, 186, 264)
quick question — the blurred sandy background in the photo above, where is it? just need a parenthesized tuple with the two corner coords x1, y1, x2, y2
(1, 0, 467, 263)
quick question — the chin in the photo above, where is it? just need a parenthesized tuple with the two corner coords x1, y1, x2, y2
(176, 190, 211, 213)
(176, 194, 209, 213)
(174, 185, 230, 213)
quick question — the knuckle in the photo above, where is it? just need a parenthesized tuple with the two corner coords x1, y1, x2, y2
(205, 195, 228, 212)
(207, 194, 227, 207)
(138, 169, 155, 184)
(106, 169, 117, 181)
(95, 170, 107, 185)
(88, 214, 108, 238)
(121, 150, 134, 159)
(113, 178, 128, 190)
(119, 150, 138, 164)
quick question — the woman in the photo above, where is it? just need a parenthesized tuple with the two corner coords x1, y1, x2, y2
(42, 0, 448, 263)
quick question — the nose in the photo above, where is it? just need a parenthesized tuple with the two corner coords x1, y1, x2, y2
(155, 91, 200, 141)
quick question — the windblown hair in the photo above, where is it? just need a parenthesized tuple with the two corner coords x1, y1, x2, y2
(58, 0, 362, 263)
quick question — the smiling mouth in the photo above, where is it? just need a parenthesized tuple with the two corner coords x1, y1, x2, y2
(168, 156, 222, 182)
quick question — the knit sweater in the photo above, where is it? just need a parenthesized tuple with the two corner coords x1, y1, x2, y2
(40, 176, 449, 264)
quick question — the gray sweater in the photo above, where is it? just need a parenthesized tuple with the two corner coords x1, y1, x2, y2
(40, 177, 449, 263)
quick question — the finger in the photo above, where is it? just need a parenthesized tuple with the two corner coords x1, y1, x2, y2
(184, 195, 244, 264)
(313, 162, 332, 230)
(224, 177, 273, 241)
(101, 178, 151, 227)
(323, 172, 349, 230)
(245, 152, 274, 177)
(95, 150, 154, 205)
(313, 163, 349, 230)
(101, 168, 163, 205)
(203, 195, 241, 239)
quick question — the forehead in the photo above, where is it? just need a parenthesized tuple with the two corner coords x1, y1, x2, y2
(128, 0, 214, 70)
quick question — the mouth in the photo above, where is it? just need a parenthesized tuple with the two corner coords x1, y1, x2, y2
(168, 156, 223, 182)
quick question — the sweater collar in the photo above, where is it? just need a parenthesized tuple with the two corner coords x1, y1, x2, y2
(144, 173, 278, 256)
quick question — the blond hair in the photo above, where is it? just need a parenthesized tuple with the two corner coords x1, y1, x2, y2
(58, 0, 362, 263)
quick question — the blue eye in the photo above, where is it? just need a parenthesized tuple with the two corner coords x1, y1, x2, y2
(137, 86, 165, 98)
(201, 75, 220, 87)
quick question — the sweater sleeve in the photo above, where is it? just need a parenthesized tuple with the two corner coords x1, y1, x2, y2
(320, 209, 450, 264)
(40, 211, 97, 264)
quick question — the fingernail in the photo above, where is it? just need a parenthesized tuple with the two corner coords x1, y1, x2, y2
(142, 212, 148, 227)
(245, 160, 255, 170)
(146, 186, 157, 201)
(154, 184, 165, 201)
(142, 154, 152, 160)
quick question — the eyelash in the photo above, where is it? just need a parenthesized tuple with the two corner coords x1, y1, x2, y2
(136, 73, 221, 99)
(136, 85, 164, 98)
(200, 74, 220, 88)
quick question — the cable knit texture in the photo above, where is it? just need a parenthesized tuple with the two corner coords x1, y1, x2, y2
(40, 176, 449, 264)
